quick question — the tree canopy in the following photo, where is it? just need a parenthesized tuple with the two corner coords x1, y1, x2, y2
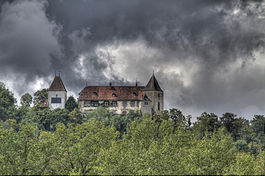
(33, 89, 48, 106)
(20, 93, 32, 107)
(65, 96, 78, 112)
(0, 82, 265, 175)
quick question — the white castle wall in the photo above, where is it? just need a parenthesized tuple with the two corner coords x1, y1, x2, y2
(48, 91, 67, 110)
(79, 100, 142, 114)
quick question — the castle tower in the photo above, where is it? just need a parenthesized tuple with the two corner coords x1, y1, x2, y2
(143, 73, 164, 114)
(48, 75, 67, 110)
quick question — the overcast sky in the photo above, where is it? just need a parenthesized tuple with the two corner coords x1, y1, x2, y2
(1, 0, 265, 119)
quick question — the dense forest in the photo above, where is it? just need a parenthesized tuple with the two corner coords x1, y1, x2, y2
(0, 82, 265, 175)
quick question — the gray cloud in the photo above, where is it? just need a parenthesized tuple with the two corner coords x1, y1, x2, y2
(1, 0, 265, 119)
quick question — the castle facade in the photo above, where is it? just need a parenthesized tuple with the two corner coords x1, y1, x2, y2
(47, 73, 164, 115)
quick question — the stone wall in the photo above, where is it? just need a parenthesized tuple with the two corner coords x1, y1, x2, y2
(141, 99, 152, 115)
(143, 91, 164, 113)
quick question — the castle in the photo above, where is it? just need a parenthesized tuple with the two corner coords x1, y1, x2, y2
(47, 73, 164, 115)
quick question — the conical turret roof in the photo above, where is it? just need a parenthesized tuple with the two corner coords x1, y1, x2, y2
(144, 73, 163, 92)
(48, 76, 67, 91)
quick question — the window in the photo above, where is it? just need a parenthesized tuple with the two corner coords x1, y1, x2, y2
(84, 100, 90, 107)
(144, 102, 148, 105)
(112, 101, 117, 107)
(133, 92, 138, 96)
(123, 101, 127, 108)
(158, 102, 160, 111)
(51, 97, 61, 103)
(158, 93, 160, 98)
(93, 92, 98, 96)
(91, 101, 99, 107)
(112, 93, 117, 97)
(130, 101, 135, 107)
(104, 101, 109, 107)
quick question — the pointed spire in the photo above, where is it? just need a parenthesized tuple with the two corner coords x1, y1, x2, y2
(144, 72, 163, 92)
(48, 75, 67, 91)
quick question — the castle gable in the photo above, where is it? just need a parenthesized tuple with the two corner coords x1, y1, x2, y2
(48, 76, 67, 91)
(144, 74, 163, 92)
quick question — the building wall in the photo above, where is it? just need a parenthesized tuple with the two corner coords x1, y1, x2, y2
(79, 100, 142, 114)
(143, 91, 164, 113)
(48, 91, 67, 110)
(141, 99, 152, 115)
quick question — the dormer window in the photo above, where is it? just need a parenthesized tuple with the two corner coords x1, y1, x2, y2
(112, 93, 117, 97)
(133, 92, 138, 96)
(93, 92, 98, 96)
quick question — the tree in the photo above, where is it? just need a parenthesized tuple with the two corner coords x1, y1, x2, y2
(224, 153, 255, 175)
(234, 140, 249, 153)
(33, 89, 48, 106)
(68, 108, 83, 124)
(169, 108, 185, 133)
(27, 108, 69, 131)
(251, 115, 265, 135)
(0, 82, 16, 107)
(85, 106, 112, 123)
(220, 113, 249, 141)
(65, 96, 78, 112)
(21, 93, 33, 107)
(0, 82, 16, 121)
(193, 112, 220, 138)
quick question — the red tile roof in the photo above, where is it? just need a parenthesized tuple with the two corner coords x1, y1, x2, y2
(48, 76, 67, 91)
(78, 86, 145, 101)
(39, 99, 48, 108)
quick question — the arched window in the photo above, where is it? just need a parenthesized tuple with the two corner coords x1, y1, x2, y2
(112, 93, 117, 97)
(93, 92, 98, 96)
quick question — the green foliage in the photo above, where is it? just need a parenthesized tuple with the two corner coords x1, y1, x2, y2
(220, 113, 250, 141)
(183, 129, 236, 175)
(224, 152, 255, 175)
(193, 112, 220, 138)
(0, 82, 16, 108)
(0, 82, 16, 121)
(234, 139, 249, 152)
(27, 108, 69, 131)
(68, 108, 83, 124)
(85, 106, 111, 122)
(0, 113, 265, 175)
(33, 89, 48, 106)
(20, 93, 32, 107)
(85, 107, 140, 135)
(0, 86, 265, 175)
(251, 115, 265, 135)
(65, 96, 78, 112)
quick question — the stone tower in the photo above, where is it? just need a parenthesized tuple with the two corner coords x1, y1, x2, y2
(48, 75, 67, 110)
(143, 73, 164, 114)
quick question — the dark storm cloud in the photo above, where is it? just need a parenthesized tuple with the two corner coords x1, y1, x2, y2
(1, 0, 265, 118)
